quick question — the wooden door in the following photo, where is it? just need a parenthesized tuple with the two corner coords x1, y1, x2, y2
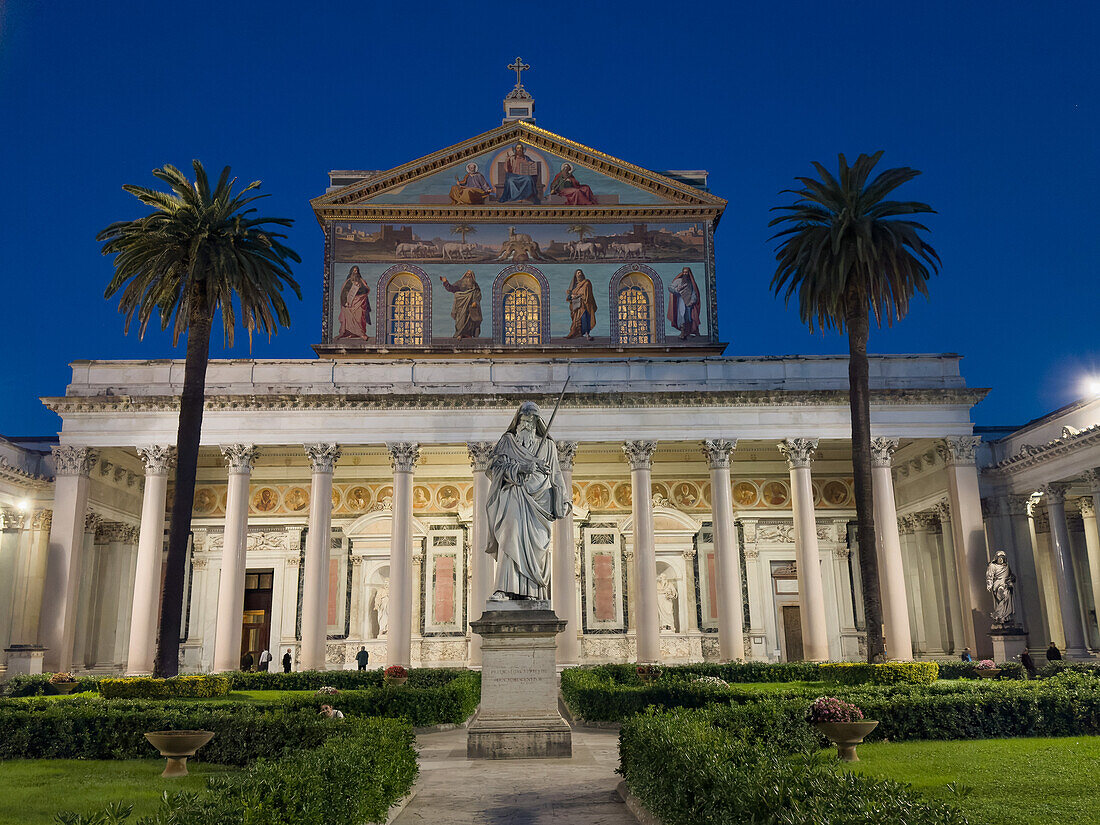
(782, 605, 804, 662)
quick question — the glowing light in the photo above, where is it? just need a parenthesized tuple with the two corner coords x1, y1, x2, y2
(1085, 377, 1100, 398)
(16, 500, 29, 511)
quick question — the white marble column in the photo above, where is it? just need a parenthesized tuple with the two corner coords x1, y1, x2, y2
(1027, 498, 1064, 646)
(111, 526, 140, 667)
(1040, 484, 1088, 656)
(909, 514, 948, 655)
(997, 494, 1047, 644)
(869, 438, 913, 660)
(125, 446, 175, 675)
(623, 441, 660, 663)
(553, 441, 580, 664)
(467, 442, 494, 666)
(212, 445, 257, 673)
(1079, 495, 1100, 641)
(702, 439, 745, 661)
(778, 438, 830, 661)
(937, 437, 993, 657)
(0, 507, 26, 652)
(386, 443, 420, 669)
(300, 444, 340, 672)
(40, 446, 97, 671)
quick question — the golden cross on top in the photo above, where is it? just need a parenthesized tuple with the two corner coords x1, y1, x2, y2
(507, 56, 530, 87)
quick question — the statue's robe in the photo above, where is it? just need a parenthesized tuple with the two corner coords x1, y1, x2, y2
(485, 431, 569, 599)
(565, 274, 597, 338)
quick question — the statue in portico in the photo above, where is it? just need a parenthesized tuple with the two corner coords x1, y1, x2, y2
(374, 584, 389, 637)
(986, 551, 1017, 627)
(486, 401, 571, 601)
(657, 574, 678, 632)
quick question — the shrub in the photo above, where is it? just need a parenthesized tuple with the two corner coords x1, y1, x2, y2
(98, 674, 231, 699)
(1038, 661, 1100, 679)
(1, 673, 98, 697)
(806, 696, 864, 723)
(819, 662, 939, 686)
(936, 661, 1024, 680)
(48, 672, 77, 684)
(224, 666, 467, 691)
(384, 665, 408, 679)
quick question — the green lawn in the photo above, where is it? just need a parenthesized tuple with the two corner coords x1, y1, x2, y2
(0, 760, 234, 824)
(845, 736, 1100, 825)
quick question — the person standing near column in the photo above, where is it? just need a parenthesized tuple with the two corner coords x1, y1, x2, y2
(778, 438, 830, 662)
(702, 439, 745, 661)
(623, 440, 660, 663)
(212, 445, 257, 673)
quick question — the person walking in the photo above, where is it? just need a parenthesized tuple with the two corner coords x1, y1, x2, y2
(1046, 641, 1063, 662)
(1020, 650, 1037, 679)
(258, 648, 273, 672)
(282, 649, 293, 673)
(240, 650, 254, 672)
(355, 646, 369, 671)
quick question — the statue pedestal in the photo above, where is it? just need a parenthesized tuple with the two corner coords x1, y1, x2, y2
(467, 601, 572, 759)
(990, 627, 1028, 664)
(4, 645, 46, 677)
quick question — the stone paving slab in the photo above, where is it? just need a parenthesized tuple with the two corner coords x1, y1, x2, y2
(393, 726, 637, 824)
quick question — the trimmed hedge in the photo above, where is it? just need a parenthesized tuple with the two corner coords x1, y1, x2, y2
(225, 666, 468, 691)
(820, 662, 939, 685)
(0, 673, 98, 697)
(936, 660, 1025, 680)
(620, 706, 966, 825)
(98, 674, 231, 699)
(56, 717, 418, 825)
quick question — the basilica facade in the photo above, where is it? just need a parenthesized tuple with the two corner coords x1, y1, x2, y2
(2, 91, 1098, 677)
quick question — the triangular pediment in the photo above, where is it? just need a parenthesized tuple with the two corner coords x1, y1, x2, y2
(312, 122, 725, 214)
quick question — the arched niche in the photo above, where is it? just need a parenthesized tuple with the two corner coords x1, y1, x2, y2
(609, 264, 666, 345)
(493, 264, 551, 344)
(377, 264, 432, 346)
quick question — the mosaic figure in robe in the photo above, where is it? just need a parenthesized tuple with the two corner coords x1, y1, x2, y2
(486, 401, 571, 600)
(337, 266, 371, 340)
(564, 269, 597, 340)
(667, 266, 701, 339)
(449, 163, 494, 205)
(499, 144, 541, 203)
(440, 270, 483, 338)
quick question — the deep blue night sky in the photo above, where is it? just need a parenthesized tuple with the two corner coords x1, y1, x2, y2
(1, 1, 1097, 436)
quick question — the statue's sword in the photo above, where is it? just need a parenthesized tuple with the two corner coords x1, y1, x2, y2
(538, 376, 571, 453)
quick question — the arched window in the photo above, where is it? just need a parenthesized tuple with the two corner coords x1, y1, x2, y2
(387, 272, 424, 346)
(616, 273, 655, 344)
(609, 265, 665, 345)
(501, 272, 542, 345)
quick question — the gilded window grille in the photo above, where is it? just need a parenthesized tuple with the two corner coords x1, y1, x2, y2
(389, 285, 424, 345)
(503, 286, 541, 345)
(617, 285, 651, 344)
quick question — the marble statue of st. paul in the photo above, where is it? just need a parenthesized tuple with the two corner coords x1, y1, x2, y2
(486, 401, 571, 600)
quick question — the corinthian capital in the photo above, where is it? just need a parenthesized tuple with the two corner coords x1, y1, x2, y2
(305, 444, 341, 473)
(388, 443, 420, 473)
(221, 444, 258, 473)
(622, 440, 657, 470)
(870, 437, 900, 468)
(0, 507, 25, 530)
(701, 439, 736, 470)
(1038, 483, 1066, 506)
(138, 445, 176, 476)
(1083, 469, 1100, 494)
(935, 436, 981, 466)
(52, 446, 98, 477)
(555, 441, 579, 470)
(467, 442, 495, 473)
(778, 438, 818, 470)
(1078, 497, 1096, 518)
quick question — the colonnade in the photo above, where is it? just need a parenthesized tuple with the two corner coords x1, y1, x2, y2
(28, 434, 1000, 675)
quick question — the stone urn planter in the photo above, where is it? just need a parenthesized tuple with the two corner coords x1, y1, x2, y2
(384, 674, 408, 686)
(384, 666, 408, 686)
(52, 682, 78, 695)
(144, 730, 215, 777)
(813, 720, 880, 762)
(976, 668, 1001, 679)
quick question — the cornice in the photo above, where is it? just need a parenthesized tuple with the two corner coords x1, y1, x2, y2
(988, 422, 1100, 475)
(0, 457, 51, 489)
(310, 121, 726, 217)
(42, 387, 987, 415)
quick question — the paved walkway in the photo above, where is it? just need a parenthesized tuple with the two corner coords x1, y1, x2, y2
(393, 726, 636, 825)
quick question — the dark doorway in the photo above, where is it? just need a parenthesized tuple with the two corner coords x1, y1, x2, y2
(241, 569, 274, 667)
(782, 605, 804, 662)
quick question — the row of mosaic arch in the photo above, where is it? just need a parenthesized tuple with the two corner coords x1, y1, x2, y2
(191, 477, 856, 517)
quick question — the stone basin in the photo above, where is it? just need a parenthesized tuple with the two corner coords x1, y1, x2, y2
(144, 730, 216, 777)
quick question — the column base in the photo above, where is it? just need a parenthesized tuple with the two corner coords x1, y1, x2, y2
(468, 603, 571, 760)
(989, 629, 1028, 664)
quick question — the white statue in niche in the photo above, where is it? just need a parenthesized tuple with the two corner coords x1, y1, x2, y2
(373, 584, 389, 637)
(657, 574, 679, 633)
(486, 401, 571, 601)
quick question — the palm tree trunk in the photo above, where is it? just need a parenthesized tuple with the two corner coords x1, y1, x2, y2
(155, 295, 213, 677)
(847, 303, 886, 662)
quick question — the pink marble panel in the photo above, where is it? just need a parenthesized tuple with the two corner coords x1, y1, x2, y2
(706, 551, 718, 620)
(327, 558, 339, 625)
(593, 553, 615, 621)
(434, 556, 455, 623)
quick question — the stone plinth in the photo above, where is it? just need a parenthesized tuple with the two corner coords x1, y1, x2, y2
(4, 645, 47, 677)
(467, 601, 572, 759)
(990, 627, 1028, 664)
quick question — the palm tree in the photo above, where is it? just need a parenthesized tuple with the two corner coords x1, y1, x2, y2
(769, 151, 939, 662)
(98, 161, 301, 677)
(567, 224, 593, 242)
(451, 224, 476, 243)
